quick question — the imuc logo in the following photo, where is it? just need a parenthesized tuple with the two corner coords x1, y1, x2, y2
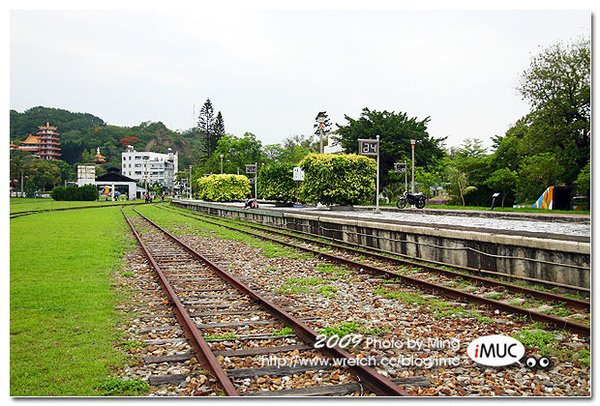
(467, 335, 525, 367)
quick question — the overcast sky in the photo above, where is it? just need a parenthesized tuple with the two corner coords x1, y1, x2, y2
(10, 8, 590, 150)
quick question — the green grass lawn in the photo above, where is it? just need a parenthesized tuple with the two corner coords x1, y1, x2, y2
(10, 197, 145, 214)
(10, 207, 131, 396)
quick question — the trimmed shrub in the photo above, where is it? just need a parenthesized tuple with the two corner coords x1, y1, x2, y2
(300, 153, 376, 206)
(258, 163, 298, 203)
(196, 174, 251, 202)
(51, 184, 99, 201)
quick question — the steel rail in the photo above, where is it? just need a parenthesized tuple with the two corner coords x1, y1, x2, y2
(161, 206, 590, 337)
(122, 208, 239, 396)
(132, 206, 410, 396)
(166, 207, 589, 309)
(167, 203, 590, 296)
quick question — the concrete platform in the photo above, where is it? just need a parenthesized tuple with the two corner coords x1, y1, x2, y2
(172, 200, 591, 289)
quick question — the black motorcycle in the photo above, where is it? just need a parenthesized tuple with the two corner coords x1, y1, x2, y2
(396, 191, 427, 209)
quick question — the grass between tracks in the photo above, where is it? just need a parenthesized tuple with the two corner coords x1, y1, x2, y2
(134, 204, 311, 260)
(10, 197, 145, 213)
(10, 207, 134, 396)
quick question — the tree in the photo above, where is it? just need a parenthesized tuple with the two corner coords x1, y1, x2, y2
(415, 167, 443, 199)
(574, 161, 590, 198)
(516, 38, 590, 181)
(335, 108, 446, 188)
(516, 152, 565, 202)
(200, 133, 264, 176)
(446, 166, 477, 206)
(20, 159, 62, 192)
(213, 112, 226, 141)
(197, 98, 215, 158)
(281, 134, 318, 164)
(485, 168, 518, 207)
(445, 139, 493, 206)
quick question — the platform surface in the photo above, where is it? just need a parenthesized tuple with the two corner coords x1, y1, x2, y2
(188, 201, 590, 243)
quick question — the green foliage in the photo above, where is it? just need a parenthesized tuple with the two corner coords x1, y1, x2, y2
(485, 168, 518, 207)
(11, 107, 193, 167)
(513, 329, 556, 356)
(258, 162, 298, 202)
(574, 161, 590, 196)
(445, 166, 477, 206)
(99, 378, 149, 396)
(335, 108, 446, 188)
(51, 185, 99, 201)
(199, 133, 264, 176)
(516, 152, 564, 202)
(203, 333, 239, 341)
(319, 321, 360, 337)
(273, 327, 294, 337)
(415, 166, 444, 199)
(300, 153, 376, 205)
(197, 98, 225, 158)
(196, 174, 251, 202)
(281, 134, 319, 164)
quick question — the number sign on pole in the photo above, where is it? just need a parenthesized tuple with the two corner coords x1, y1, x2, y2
(358, 137, 381, 212)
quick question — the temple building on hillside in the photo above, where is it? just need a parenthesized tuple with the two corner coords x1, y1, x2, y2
(95, 147, 107, 164)
(10, 122, 62, 160)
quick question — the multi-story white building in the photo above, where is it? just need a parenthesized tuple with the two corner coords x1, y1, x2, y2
(121, 146, 178, 190)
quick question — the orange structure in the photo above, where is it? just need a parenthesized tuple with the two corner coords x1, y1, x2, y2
(11, 122, 61, 160)
(95, 147, 107, 164)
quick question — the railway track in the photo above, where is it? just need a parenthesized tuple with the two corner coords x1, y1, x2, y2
(158, 204, 590, 337)
(167, 204, 589, 296)
(122, 206, 412, 396)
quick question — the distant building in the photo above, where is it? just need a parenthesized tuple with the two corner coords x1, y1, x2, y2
(77, 165, 96, 187)
(324, 133, 344, 154)
(121, 145, 178, 190)
(95, 168, 141, 200)
(10, 122, 62, 160)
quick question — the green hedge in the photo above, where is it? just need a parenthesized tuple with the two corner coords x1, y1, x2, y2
(51, 185, 99, 201)
(258, 163, 298, 203)
(300, 153, 376, 205)
(196, 174, 251, 202)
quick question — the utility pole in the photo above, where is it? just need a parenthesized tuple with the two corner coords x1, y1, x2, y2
(375, 135, 380, 213)
(315, 111, 331, 154)
(410, 139, 416, 193)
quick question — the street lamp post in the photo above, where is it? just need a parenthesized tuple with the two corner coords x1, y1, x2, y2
(220, 154, 224, 174)
(188, 165, 193, 199)
(375, 135, 380, 213)
(410, 139, 416, 194)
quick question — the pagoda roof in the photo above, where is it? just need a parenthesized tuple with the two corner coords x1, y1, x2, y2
(38, 122, 58, 131)
(20, 134, 39, 145)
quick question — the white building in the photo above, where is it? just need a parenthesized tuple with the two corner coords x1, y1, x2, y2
(121, 146, 178, 190)
(324, 133, 344, 154)
(76, 165, 96, 187)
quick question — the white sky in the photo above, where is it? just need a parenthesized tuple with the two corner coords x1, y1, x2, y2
(8, 5, 591, 151)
